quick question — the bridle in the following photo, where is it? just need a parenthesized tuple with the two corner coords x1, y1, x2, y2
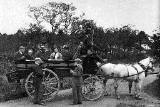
(137, 58, 154, 77)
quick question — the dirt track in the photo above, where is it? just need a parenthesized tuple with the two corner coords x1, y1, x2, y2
(1, 73, 160, 107)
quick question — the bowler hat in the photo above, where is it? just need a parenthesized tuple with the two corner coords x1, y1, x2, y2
(19, 46, 25, 49)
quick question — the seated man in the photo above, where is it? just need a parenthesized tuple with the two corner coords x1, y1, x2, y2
(14, 46, 27, 69)
(83, 49, 104, 75)
(14, 46, 26, 61)
(61, 45, 73, 61)
(35, 45, 51, 61)
(26, 49, 35, 60)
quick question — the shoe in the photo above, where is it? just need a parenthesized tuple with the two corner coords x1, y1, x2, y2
(70, 103, 78, 105)
(34, 101, 46, 106)
(77, 102, 82, 104)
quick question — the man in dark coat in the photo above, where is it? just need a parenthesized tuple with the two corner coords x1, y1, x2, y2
(61, 45, 73, 61)
(78, 35, 104, 60)
(32, 58, 45, 106)
(26, 49, 34, 60)
(83, 49, 104, 75)
(14, 46, 26, 61)
(35, 45, 51, 61)
(14, 46, 26, 89)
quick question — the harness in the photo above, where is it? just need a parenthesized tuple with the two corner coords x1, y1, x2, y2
(131, 60, 152, 79)
(131, 65, 140, 80)
(113, 60, 152, 79)
(138, 62, 150, 77)
(138, 62, 146, 70)
(125, 65, 129, 77)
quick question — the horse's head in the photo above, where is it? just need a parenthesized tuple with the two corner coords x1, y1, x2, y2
(138, 57, 154, 76)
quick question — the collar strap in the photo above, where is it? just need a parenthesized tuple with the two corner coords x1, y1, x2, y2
(138, 62, 146, 70)
(132, 65, 138, 73)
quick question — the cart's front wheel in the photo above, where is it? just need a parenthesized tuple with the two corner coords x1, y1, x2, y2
(25, 68, 60, 102)
(82, 75, 104, 101)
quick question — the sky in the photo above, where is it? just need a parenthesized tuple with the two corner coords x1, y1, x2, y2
(0, 0, 159, 35)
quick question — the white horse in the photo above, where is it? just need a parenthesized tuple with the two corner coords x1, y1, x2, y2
(99, 57, 154, 99)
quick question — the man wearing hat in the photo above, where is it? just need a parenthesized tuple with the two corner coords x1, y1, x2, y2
(70, 59, 83, 105)
(35, 44, 51, 61)
(32, 58, 46, 106)
(14, 45, 27, 73)
(83, 49, 104, 75)
(14, 46, 26, 61)
(14, 46, 26, 96)
(32, 44, 51, 106)
(61, 45, 73, 61)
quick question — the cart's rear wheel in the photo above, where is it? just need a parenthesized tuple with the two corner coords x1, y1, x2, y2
(82, 75, 104, 101)
(25, 68, 60, 101)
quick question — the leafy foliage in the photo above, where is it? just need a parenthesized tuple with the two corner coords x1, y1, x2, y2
(28, 2, 77, 34)
(0, 1, 156, 62)
(150, 27, 160, 59)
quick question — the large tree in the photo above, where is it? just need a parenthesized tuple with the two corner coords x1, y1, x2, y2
(28, 2, 77, 34)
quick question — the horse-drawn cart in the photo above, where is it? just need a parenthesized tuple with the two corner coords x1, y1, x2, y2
(5, 56, 154, 101)
(5, 59, 105, 101)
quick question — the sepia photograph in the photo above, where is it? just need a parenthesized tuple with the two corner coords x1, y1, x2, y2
(0, 0, 159, 106)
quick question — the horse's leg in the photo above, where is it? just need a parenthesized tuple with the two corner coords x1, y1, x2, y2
(103, 77, 108, 96)
(136, 80, 143, 99)
(134, 81, 138, 97)
(128, 81, 133, 94)
(113, 79, 120, 99)
(134, 80, 142, 99)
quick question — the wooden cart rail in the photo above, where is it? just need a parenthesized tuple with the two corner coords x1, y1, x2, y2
(14, 59, 77, 69)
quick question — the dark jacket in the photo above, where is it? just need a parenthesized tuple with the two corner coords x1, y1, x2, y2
(83, 53, 103, 74)
(26, 54, 35, 60)
(79, 37, 104, 56)
(35, 50, 51, 61)
(14, 51, 26, 61)
(61, 50, 73, 61)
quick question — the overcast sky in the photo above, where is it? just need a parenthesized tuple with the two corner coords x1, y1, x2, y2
(0, 0, 159, 35)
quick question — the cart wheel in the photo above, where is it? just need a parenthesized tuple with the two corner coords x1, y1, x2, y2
(82, 75, 104, 101)
(25, 68, 60, 101)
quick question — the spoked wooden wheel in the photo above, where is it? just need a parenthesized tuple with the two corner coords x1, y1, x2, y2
(25, 68, 60, 101)
(82, 75, 104, 101)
